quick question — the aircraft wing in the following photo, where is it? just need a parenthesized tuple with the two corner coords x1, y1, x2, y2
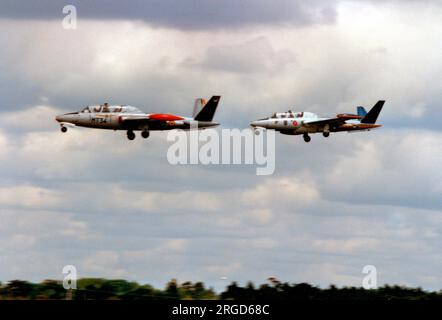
(120, 116, 149, 121)
(119, 116, 151, 123)
(121, 114, 185, 122)
(120, 114, 187, 128)
(119, 116, 154, 128)
(303, 117, 347, 128)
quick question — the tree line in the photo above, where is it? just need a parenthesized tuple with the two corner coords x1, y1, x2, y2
(1, 278, 441, 300)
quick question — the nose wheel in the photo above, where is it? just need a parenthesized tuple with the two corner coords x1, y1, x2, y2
(127, 130, 136, 140)
(323, 132, 330, 138)
(61, 126, 67, 133)
(303, 134, 311, 143)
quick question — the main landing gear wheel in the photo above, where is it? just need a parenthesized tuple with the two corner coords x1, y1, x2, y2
(127, 130, 136, 140)
(141, 130, 150, 139)
(323, 132, 330, 138)
(303, 134, 311, 143)
(61, 126, 67, 133)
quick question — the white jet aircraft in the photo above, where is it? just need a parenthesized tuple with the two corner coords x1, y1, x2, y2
(250, 101, 385, 142)
(55, 96, 221, 140)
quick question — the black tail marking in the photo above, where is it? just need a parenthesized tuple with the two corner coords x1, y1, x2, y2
(361, 100, 385, 124)
(194, 96, 221, 122)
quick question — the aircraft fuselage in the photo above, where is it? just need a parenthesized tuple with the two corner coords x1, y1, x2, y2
(250, 116, 381, 134)
(56, 111, 218, 131)
(250, 101, 384, 142)
(56, 97, 221, 140)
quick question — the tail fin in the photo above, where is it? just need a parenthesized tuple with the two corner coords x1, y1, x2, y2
(194, 96, 221, 121)
(357, 106, 367, 117)
(192, 98, 207, 118)
(361, 100, 385, 124)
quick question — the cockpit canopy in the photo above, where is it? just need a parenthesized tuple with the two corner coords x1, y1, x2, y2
(80, 104, 142, 114)
(270, 111, 304, 118)
(259, 110, 318, 120)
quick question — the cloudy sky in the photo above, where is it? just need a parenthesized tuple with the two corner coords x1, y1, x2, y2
(1, 0, 442, 291)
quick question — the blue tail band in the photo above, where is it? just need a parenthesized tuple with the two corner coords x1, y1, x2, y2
(357, 106, 367, 117)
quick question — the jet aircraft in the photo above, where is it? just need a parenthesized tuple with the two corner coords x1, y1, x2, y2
(55, 96, 221, 140)
(250, 100, 385, 142)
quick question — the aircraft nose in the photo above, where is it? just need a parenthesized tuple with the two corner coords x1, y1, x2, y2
(250, 121, 259, 127)
(55, 112, 77, 122)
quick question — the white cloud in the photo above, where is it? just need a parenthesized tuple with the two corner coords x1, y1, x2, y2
(241, 176, 320, 208)
(0, 185, 61, 209)
(322, 130, 442, 209)
(0, 105, 60, 131)
(198, 36, 296, 74)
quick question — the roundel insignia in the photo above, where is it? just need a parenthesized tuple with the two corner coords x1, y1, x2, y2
(292, 120, 298, 126)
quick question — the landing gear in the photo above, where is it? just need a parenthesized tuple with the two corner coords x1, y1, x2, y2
(254, 129, 261, 136)
(127, 130, 136, 140)
(303, 134, 311, 143)
(141, 130, 150, 139)
(61, 126, 67, 133)
(323, 132, 330, 138)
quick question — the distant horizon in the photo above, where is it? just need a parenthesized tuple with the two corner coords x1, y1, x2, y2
(1, 278, 440, 300)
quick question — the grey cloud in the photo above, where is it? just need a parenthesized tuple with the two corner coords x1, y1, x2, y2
(317, 130, 442, 211)
(2, 183, 442, 290)
(1, 17, 441, 133)
(196, 37, 296, 74)
(0, 0, 337, 29)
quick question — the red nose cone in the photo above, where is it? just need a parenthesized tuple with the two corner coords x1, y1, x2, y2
(149, 114, 184, 121)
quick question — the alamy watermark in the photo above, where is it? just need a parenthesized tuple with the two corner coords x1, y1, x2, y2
(62, 5, 77, 29)
(167, 123, 275, 175)
(63, 265, 77, 290)
(362, 265, 377, 289)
